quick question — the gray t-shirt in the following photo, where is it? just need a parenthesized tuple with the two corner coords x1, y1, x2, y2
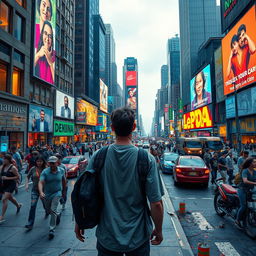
(40, 167, 65, 199)
(87, 144, 164, 252)
(240, 169, 256, 190)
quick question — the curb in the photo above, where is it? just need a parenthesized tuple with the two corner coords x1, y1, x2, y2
(160, 175, 194, 256)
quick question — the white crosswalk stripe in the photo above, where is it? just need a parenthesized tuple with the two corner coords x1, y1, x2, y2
(215, 242, 240, 256)
(191, 212, 214, 231)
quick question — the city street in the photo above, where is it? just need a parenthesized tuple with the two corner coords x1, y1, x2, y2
(162, 170, 256, 256)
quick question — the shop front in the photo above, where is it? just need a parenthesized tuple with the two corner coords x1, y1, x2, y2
(28, 104, 53, 147)
(0, 98, 27, 151)
(53, 120, 74, 145)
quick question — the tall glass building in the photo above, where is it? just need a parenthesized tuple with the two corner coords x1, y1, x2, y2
(179, 0, 221, 108)
(161, 65, 168, 88)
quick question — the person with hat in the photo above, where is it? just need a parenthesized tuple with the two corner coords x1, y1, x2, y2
(38, 156, 66, 239)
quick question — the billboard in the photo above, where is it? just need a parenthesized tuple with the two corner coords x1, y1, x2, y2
(126, 71, 137, 86)
(54, 120, 74, 136)
(214, 47, 226, 103)
(29, 104, 53, 132)
(55, 90, 74, 119)
(76, 99, 98, 126)
(126, 87, 137, 110)
(221, 0, 252, 33)
(225, 86, 256, 118)
(96, 114, 107, 132)
(100, 79, 108, 113)
(222, 6, 256, 95)
(33, 0, 56, 85)
(190, 65, 212, 110)
(183, 105, 213, 130)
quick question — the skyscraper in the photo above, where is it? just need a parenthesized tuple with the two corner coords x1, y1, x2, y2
(161, 65, 168, 88)
(179, 0, 221, 108)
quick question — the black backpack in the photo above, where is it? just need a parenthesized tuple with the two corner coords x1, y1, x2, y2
(71, 146, 149, 230)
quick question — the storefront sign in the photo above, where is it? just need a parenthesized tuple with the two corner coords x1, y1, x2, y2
(183, 106, 213, 130)
(0, 100, 26, 115)
(54, 121, 74, 136)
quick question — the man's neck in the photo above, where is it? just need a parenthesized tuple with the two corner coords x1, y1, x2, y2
(115, 135, 133, 146)
(50, 167, 57, 173)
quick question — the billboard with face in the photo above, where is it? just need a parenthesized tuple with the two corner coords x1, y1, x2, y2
(55, 90, 74, 119)
(100, 79, 108, 113)
(76, 99, 98, 126)
(126, 88, 137, 110)
(126, 71, 137, 86)
(33, 0, 56, 85)
(222, 6, 256, 95)
(190, 65, 212, 110)
(29, 104, 53, 132)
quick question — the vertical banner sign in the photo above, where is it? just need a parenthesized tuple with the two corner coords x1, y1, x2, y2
(178, 99, 183, 119)
(169, 105, 173, 121)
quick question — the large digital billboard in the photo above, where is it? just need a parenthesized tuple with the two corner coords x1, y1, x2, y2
(29, 104, 53, 132)
(126, 88, 137, 110)
(55, 90, 74, 119)
(190, 65, 212, 110)
(76, 99, 98, 126)
(222, 5, 256, 95)
(100, 79, 108, 113)
(33, 0, 56, 85)
(220, 0, 252, 33)
(126, 71, 137, 86)
(183, 106, 213, 130)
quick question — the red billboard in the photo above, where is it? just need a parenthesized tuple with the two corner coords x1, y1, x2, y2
(183, 106, 213, 130)
(126, 71, 137, 86)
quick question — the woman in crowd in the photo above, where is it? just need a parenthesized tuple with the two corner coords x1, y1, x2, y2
(0, 154, 22, 224)
(25, 155, 47, 230)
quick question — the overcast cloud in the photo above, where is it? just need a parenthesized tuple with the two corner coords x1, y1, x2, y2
(100, 0, 179, 135)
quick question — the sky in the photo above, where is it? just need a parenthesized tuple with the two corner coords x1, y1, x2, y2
(100, 0, 180, 135)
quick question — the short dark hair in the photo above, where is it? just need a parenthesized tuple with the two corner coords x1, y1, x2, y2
(242, 157, 255, 170)
(111, 107, 135, 137)
(231, 34, 238, 48)
(237, 24, 246, 35)
(244, 151, 249, 155)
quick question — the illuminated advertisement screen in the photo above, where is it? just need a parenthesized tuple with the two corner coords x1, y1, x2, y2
(96, 114, 107, 132)
(126, 71, 137, 86)
(55, 90, 74, 119)
(183, 105, 213, 130)
(29, 104, 53, 132)
(100, 79, 108, 113)
(33, 0, 56, 85)
(190, 65, 212, 110)
(222, 6, 256, 95)
(76, 99, 98, 126)
(126, 88, 137, 110)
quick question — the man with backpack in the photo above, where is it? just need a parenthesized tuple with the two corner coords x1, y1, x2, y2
(74, 107, 164, 255)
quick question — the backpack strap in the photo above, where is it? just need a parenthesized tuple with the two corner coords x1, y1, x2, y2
(93, 146, 109, 174)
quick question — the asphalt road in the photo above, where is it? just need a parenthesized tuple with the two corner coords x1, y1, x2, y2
(161, 167, 256, 256)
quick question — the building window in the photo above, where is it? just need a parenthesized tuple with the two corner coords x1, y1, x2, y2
(0, 62, 8, 92)
(12, 67, 22, 96)
(0, 1, 10, 32)
(14, 13, 24, 42)
(13, 50, 24, 63)
(0, 40, 10, 55)
(15, 0, 25, 8)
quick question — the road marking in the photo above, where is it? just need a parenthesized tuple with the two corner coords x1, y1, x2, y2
(191, 212, 214, 231)
(172, 197, 212, 200)
(215, 242, 240, 256)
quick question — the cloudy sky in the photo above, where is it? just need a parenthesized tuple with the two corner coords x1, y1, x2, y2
(100, 0, 180, 135)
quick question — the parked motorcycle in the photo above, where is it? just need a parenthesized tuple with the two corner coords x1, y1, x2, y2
(214, 178, 256, 239)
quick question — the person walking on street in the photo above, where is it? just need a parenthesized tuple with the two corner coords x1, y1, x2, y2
(237, 151, 249, 172)
(226, 151, 235, 185)
(25, 155, 47, 230)
(203, 149, 211, 168)
(210, 152, 219, 184)
(218, 152, 228, 183)
(88, 146, 93, 158)
(38, 156, 66, 239)
(75, 107, 164, 255)
(0, 154, 22, 224)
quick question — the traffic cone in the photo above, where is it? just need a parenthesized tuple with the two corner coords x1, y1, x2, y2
(179, 202, 186, 214)
(198, 243, 210, 256)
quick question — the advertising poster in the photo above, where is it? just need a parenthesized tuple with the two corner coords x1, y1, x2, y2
(54, 120, 74, 136)
(96, 114, 107, 132)
(55, 90, 74, 119)
(100, 79, 108, 113)
(29, 104, 53, 132)
(33, 0, 56, 85)
(126, 88, 137, 110)
(222, 6, 256, 95)
(76, 99, 98, 126)
(190, 65, 212, 110)
(126, 71, 137, 86)
(214, 47, 225, 103)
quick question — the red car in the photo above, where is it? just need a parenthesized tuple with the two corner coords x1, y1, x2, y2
(62, 156, 88, 178)
(173, 155, 210, 187)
